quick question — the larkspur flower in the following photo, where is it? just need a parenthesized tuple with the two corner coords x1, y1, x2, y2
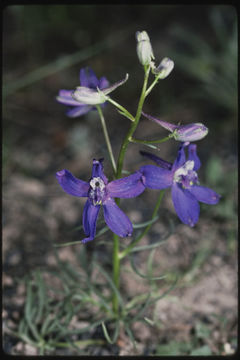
(140, 143, 220, 227)
(142, 111, 208, 142)
(56, 67, 110, 117)
(56, 159, 145, 243)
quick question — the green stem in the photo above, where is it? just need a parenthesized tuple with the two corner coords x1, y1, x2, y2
(116, 66, 151, 179)
(145, 73, 162, 97)
(106, 97, 135, 122)
(130, 133, 174, 145)
(119, 190, 165, 259)
(112, 66, 151, 316)
(96, 105, 117, 175)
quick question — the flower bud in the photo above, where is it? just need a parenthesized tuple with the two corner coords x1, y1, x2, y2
(136, 31, 155, 66)
(173, 123, 208, 142)
(151, 57, 174, 79)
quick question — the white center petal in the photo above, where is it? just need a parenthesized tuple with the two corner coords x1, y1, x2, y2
(174, 160, 195, 183)
(90, 177, 105, 190)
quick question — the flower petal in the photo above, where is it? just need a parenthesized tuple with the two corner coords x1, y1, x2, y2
(56, 169, 89, 197)
(56, 92, 81, 106)
(103, 198, 132, 237)
(140, 151, 172, 170)
(171, 182, 200, 227)
(188, 144, 201, 171)
(188, 185, 220, 205)
(87, 68, 100, 88)
(79, 68, 89, 87)
(58, 89, 73, 98)
(171, 143, 187, 172)
(99, 76, 110, 90)
(79, 68, 98, 88)
(140, 165, 173, 189)
(82, 199, 100, 243)
(91, 159, 108, 183)
(66, 105, 93, 117)
(107, 171, 145, 198)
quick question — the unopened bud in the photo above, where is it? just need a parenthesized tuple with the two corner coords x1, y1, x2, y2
(151, 57, 174, 79)
(136, 31, 155, 66)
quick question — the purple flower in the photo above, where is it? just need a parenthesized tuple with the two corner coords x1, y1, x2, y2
(142, 112, 208, 142)
(56, 67, 110, 118)
(56, 159, 145, 243)
(140, 143, 220, 227)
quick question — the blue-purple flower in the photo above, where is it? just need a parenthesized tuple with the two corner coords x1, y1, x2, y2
(56, 67, 110, 117)
(56, 159, 145, 243)
(140, 143, 220, 227)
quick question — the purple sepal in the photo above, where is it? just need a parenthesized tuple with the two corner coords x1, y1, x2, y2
(171, 183, 200, 227)
(66, 105, 93, 117)
(91, 159, 108, 184)
(82, 199, 100, 243)
(140, 165, 173, 189)
(56, 169, 89, 197)
(99, 76, 110, 90)
(107, 171, 145, 198)
(56, 91, 82, 106)
(80, 68, 98, 88)
(188, 185, 221, 205)
(171, 142, 188, 172)
(103, 198, 133, 237)
(188, 144, 201, 171)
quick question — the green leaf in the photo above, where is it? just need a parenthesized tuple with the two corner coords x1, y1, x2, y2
(130, 292, 152, 323)
(94, 262, 124, 310)
(101, 322, 114, 344)
(132, 215, 159, 229)
(35, 270, 46, 324)
(130, 252, 166, 280)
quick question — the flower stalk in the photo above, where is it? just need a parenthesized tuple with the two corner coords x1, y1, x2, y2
(96, 105, 117, 175)
(111, 65, 151, 315)
(116, 65, 151, 179)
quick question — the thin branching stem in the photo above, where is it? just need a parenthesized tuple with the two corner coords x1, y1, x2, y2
(96, 105, 117, 175)
(111, 66, 151, 316)
(130, 133, 174, 145)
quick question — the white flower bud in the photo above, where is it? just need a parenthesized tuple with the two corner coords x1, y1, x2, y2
(136, 31, 155, 66)
(151, 57, 174, 79)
